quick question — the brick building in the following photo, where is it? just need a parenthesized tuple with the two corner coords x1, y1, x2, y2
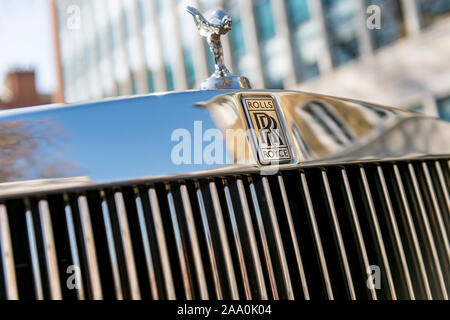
(0, 70, 53, 110)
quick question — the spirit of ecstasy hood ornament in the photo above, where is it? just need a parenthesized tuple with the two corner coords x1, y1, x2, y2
(186, 6, 251, 90)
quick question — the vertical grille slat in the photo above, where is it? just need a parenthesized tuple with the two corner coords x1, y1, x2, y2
(208, 181, 239, 299)
(79, 192, 117, 299)
(408, 163, 449, 299)
(113, 192, 141, 299)
(45, 195, 80, 300)
(376, 166, 415, 299)
(360, 166, 400, 300)
(147, 187, 176, 300)
(434, 162, 450, 235)
(74, 195, 103, 299)
(63, 196, 86, 300)
(100, 196, 124, 299)
(421, 163, 450, 262)
(277, 175, 310, 300)
(37, 200, 62, 300)
(118, 187, 155, 299)
(2, 157, 450, 300)
(178, 184, 209, 300)
(321, 170, 356, 300)
(222, 180, 253, 299)
(342, 168, 380, 300)
(234, 178, 268, 299)
(300, 171, 334, 300)
(195, 184, 223, 299)
(166, 189, 193, 299)
(392, 165, 433, 299)
(5, 200, 37, 299)
(0, 204, 18, 299)
(260, 176, 294, 299)
(133, 189, 160, 300)
(247, 178, 279, 299)
(25, 200, 45, 300)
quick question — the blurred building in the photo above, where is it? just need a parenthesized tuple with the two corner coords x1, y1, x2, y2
(52, 0, 450, 120)
(0, 70, 53, 109)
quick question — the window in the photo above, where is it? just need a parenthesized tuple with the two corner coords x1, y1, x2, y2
(323, 0, 360, 67)
(285, 0, 320, 82)
(147, 69, 155, 93)
(183, 49, 196, 89)
(437, 95, 450, 121)
(131, 72, 138, 95)
(254, 0, 284, 89)
(158, 0, 178, 91)
(226, 0, 246, 75)
(95, 34, 103, 61)
(410, 105, 424, 114)
(165, 64, 175, 91)
(417, 0, 450, 27)
(367, 0, 405, 49)
(123, 10, 131, 39)
(177, 1, 198, 88)
(108, 22, 116, 50)
(255, 0, 276, 39)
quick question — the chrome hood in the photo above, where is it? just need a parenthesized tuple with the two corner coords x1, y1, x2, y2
(0, 89, 449, 192)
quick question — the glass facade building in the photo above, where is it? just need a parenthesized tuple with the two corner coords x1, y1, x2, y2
(53, 0, 450, 121)
(437, 95, 450, 121)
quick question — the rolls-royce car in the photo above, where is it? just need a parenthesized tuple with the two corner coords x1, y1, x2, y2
(0, 7, 449, 301)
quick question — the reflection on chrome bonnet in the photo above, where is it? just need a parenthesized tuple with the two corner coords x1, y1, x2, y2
(0, 89, 449, 194)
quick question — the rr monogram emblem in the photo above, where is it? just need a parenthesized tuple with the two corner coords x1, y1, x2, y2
(242, 96, 293, 164)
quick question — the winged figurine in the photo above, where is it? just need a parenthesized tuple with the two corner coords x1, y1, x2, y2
(187, 6, 232, 77)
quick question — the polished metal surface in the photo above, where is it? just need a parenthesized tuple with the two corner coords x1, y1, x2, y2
(300, 171, 334, 300)
(208, 181, 239, 299)
(167, 190, 193, 299)
(321, 171, 356, 300)
(76, 195, 103, 300)
(133, 190, 159, 300)
(24, 201, 44, 300)
(0, 204, 18, 299)
(235, 178, 267, 299)
(261, 176, 294, 299)
(196, 186, 222, 299)
(408, 163, 449, 299)
(277, 175, 310, 300)
(248, 180, 278, 299)
(148, 187, 176, 300)
(392, 165, 433, 299)
(435, 162, 450, 218)
(187, 6, 250, 90)
(222, 182, 252, 299)
(0, 89, 449, 197)
(0, 158, 448, 300)
(377, 166, 414, 299)
(114, 192, 141, 300)
(342, 168, 379, 300)
(422, 162, 450, 261)
(179, 184, 209, 300)
(0, 73, 449, 301)
(38, 199, 62, 300)
(64, 199, 86, 300)
(100, 197, 123, 299)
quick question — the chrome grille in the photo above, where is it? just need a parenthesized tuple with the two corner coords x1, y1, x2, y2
(0, 159, 449, 300)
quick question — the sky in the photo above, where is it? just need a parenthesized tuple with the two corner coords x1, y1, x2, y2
(0, 0, 57, 95)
